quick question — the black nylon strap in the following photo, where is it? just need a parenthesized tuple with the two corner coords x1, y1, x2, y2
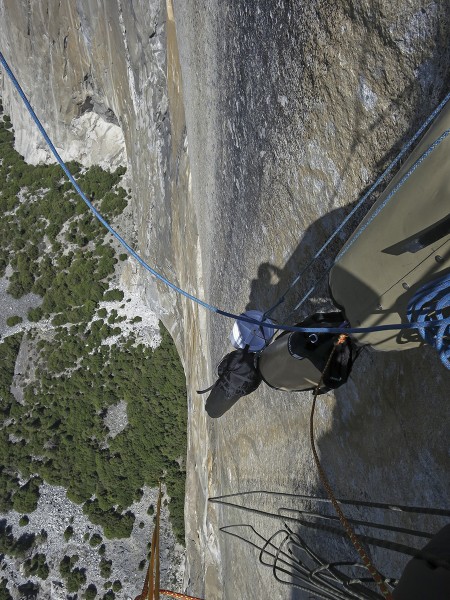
(197, 383, 216, 395)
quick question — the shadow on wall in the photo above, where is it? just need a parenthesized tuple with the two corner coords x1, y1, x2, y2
(206, 1, 450, 597)
(208, 490, 450, 599)
(294, 335, 450, 596)
(245, 198, 360, 321)
(237, 0, 450, 326)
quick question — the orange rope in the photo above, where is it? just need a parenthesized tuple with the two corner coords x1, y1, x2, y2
(135, 484, 162, 600)
(134, 483, 204, 600)
(310, 336, 394, 600)
(160, 591, 204, 600)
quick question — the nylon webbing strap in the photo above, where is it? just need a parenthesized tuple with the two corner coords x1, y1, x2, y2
(310, 336, 395, 600)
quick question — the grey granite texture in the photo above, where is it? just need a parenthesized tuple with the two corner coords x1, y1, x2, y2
(173, 2, 450, 598)
(1, 0, 449, 598)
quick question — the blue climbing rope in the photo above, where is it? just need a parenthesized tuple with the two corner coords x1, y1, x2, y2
(263, 91, 450, 318)
(407, 273, 450, 369)
(0, 50, 449, 340)
(0, 52, 213, 312)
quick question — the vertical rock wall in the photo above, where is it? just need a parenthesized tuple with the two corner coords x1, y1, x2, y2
(173, 1, 450, 599)
(0, 0, 174, 326)
(1, 1, 450, 599)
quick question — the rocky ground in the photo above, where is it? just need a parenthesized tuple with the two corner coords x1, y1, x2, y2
(0, 136, 182, 599)
(0, 205, 185, 598)
(2, 483, 184, 599)
(0, 266, 42, 339)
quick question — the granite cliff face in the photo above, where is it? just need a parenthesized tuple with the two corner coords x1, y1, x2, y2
(1, 1, 450, 599)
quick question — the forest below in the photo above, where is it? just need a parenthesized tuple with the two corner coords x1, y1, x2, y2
(0, 102, 187, 595)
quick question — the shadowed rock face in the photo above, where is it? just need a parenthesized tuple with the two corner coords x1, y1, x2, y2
(173, 2, 450, 599)
(1, 1, 450, 599)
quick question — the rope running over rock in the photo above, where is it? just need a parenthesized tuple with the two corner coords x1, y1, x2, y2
(310, 335, 395, 600)
(0, 50, 448, 340)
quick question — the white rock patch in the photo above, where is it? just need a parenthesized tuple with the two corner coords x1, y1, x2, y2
(358, 75, 378, 111)
(16, 112, 126, 173)
(104, 400, 128, 438)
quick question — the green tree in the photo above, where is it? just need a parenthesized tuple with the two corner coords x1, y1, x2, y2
(84, 584, 97, 600)
(12, 477, 41, 513)
(64, 526, 74, 542)
(0, 579, 12, 600)
(103, 289, 124, 302)
(59, 554, 79, 577)
(89, 533, 102, 547)
(67, 568, 87, 593)
(23, 553, 49, 580)
(99, 558, 112, 579)
(6, 315, 22, 327)
(0, 519, 35, 559)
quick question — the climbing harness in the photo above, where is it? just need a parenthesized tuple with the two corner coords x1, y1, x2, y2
(407, 272, 450, 369)
(310, 336, 395, 600)
(0, 51, 449, 343)
(257, 312, 355, 393)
